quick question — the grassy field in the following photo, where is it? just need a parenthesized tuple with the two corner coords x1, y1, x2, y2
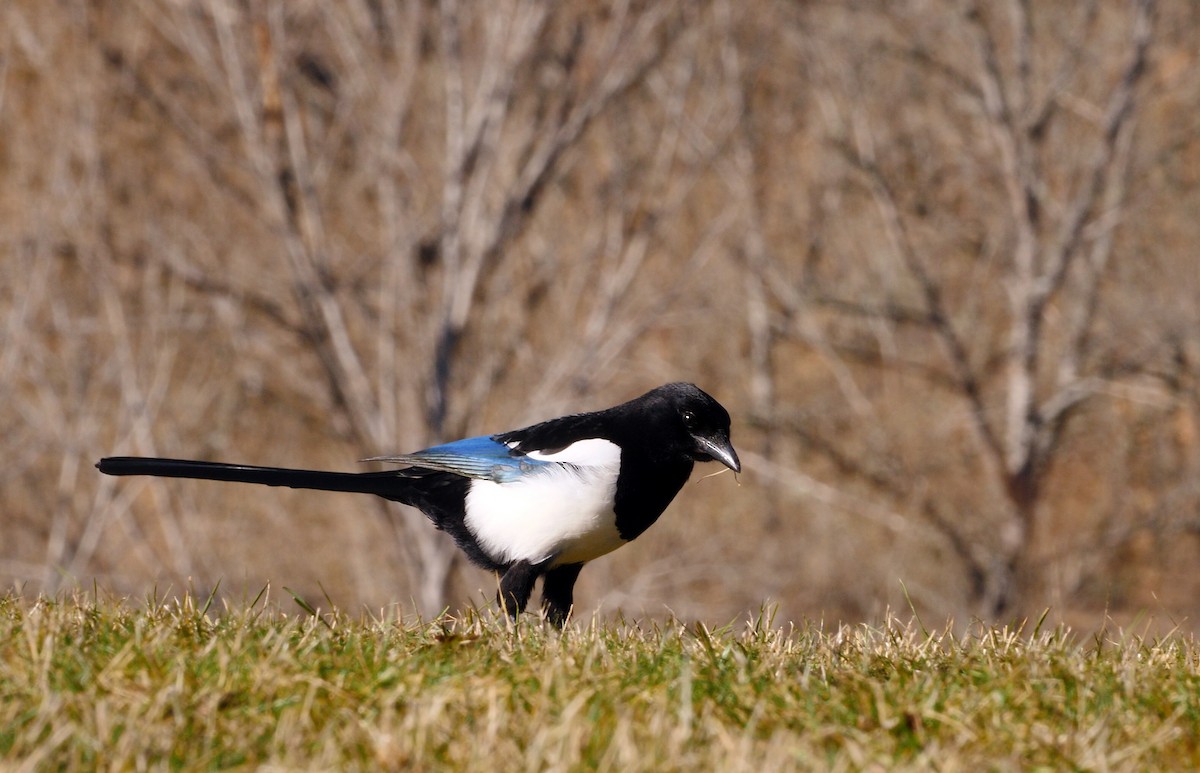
(2, 593, 1198, 771)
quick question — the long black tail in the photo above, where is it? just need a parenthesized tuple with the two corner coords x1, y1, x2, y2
(96, 457, 413, 502)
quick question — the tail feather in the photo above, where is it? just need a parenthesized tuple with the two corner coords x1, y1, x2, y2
(96, 457, 412, 501)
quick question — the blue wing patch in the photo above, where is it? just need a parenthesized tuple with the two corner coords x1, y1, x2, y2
(365, 435, 551, 483)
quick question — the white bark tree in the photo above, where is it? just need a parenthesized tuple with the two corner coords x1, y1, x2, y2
(5, 0, 737, 614)
(748, 0, 1165, 616)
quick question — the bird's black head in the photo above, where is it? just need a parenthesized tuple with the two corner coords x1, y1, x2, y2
(637, 383, 741, 473)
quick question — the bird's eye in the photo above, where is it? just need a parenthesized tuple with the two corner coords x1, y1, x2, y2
(681, 410, 696, 427)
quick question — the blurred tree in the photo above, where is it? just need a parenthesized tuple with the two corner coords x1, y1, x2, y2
(748, 0, 1174, 616)
(18, 0, 737, 614)
(4, 0, 1200, 625)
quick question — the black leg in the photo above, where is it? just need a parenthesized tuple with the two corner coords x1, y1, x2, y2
(497, 561, 539, 618)
(541, 563, 584, 627)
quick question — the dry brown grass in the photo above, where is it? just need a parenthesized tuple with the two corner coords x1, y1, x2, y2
(4, 594, 1200, 770)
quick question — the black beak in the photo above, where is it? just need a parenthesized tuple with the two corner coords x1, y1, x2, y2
(694, 434, 741, 473)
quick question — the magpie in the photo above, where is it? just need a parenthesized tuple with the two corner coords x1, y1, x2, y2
(96, 383, 740, 625)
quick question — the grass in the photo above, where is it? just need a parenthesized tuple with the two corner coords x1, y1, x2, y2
(1, 592, 1199, 771)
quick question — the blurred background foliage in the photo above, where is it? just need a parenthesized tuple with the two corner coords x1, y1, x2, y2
(2, 0, 1198, 628)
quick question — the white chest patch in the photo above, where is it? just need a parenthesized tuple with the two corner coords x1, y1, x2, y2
(465, 438, 624, 566)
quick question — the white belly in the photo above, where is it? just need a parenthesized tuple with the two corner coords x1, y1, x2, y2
(464, 439, 624, 566)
